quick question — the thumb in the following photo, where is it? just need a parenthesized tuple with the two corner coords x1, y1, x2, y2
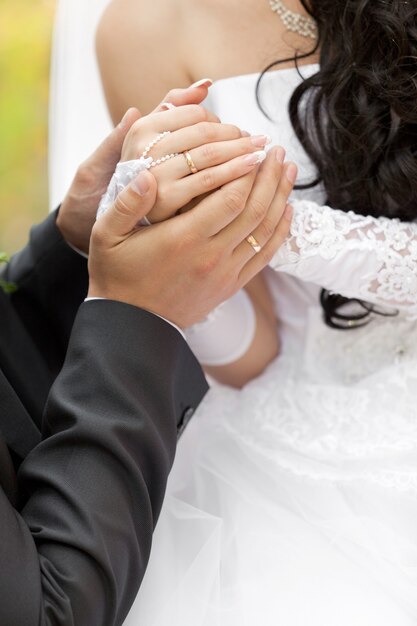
(87, 107, 142, 172)
(99, 170, 157, 239)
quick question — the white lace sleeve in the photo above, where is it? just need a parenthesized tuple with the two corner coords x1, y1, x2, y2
(269, 200, 417, 318)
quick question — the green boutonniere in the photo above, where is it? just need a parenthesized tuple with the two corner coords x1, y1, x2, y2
(0, 253, 17, 294)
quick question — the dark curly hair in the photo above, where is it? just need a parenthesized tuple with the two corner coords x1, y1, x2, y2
(257, 0, 417, 328)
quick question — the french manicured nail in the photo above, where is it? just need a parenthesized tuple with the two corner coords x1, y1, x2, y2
(132, 171, 150, 196)
(244, 151, 267, 166)
(241, 130, 251, 137)
(190, 78, 213, 89)
(251, 134, 272, 147)
(160, 102, 176, 111)
(286, 163, 298, 183)
(275, 147, 286, 163)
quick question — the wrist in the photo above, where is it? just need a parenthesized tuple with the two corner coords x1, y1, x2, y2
(56, 199, 94, 254)
(86, 285, 186, 337)
(87, 283, 148, 315)
(56, 216, 90, 253)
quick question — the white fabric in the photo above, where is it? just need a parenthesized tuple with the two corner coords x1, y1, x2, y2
(96, 158, 153, 218)
(185, 290, 256, 366)
(49, 0, 113, 209)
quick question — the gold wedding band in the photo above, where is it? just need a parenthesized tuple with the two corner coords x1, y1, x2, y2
(246, 234, 262, 254)
(183, 150, 199, 174)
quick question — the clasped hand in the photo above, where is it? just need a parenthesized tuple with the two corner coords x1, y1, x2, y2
(120, 101, 273, 222)
(58, 83, 297, 327)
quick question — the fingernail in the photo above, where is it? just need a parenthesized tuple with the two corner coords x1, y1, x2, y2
(241, 130, 251, 137)
(286, 163, 298, 183)
(132, 171, 150, 196)
(275, 147, 286, 163)
(244, 150, 267, 166)
(160, 102, 176, 111)
(189, 78, 214, 89)
(250, 134, 272, 147)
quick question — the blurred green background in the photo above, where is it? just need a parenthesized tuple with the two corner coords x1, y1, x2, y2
(0, 0, 55, 254)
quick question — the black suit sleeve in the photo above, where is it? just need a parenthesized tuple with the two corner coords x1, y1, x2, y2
(0, 300, 208, 626)
(3, 210, 89, 373)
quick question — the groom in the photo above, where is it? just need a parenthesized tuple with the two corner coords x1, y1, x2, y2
(0, 93, 292, 625)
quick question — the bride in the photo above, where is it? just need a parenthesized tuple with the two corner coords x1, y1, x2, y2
(52, 0, 417, 624)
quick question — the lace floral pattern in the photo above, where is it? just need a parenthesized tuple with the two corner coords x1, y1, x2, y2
(187, 200, 417, 495)
(96, 158, 152, 219)
(270, 200, 417, 317)
(200, 341, 417, 496)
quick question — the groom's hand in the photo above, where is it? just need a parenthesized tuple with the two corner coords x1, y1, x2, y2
(56, 83, 212, 253)
(57, 108, 141, 253)
(87, 147, 296, 328)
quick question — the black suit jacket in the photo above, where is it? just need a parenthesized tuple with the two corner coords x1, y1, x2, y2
(0, 212, 208, 625)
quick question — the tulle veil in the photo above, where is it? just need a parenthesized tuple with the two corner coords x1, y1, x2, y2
(49, 0, 113, 209)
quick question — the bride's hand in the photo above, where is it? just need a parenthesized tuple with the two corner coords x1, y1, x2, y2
(56, 83, 214, 251)
(121, 105, 271, 223)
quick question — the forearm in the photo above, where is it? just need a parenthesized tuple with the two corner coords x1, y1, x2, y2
(186, 275, 280, 389)
(270, 199, 417, 316)
(4, 210, 88, 372)
(205, 300, 279, 388)
(1, 301, 207, 626)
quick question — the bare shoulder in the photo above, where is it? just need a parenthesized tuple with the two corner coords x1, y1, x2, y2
(96, 0, 190, 120)
(96, 0, 311, 121)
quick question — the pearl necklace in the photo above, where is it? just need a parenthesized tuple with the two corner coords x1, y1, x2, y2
(269, 0, 318, 40)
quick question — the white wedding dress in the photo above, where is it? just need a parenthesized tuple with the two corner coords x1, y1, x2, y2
(49, 7, 417, 622)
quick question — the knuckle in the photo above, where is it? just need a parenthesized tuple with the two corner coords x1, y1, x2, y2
(90, 224, 108, 249)
(248, 197, 267, 223)
(114, 192, 133, 217)
(130, 128, 143, 144)
(223, 189, 246, 215)
(228, 124, 242, 139)
(164, 88, 181, 101)
(130, 118, 146, 136)
(201, 170, 216, 191)
(258, 216, 275, 241)
(129, 121, 150, 145)
(189, 104, 207, 123)
(125, 135, 143, 156)
(198, 121, 216, 143)
(75, 162, 95, 188)
(157, 186, 169, 206)
(196, 252, 220, 277)
(201, 142, 218, 161)
(197, 105, 209, 122)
